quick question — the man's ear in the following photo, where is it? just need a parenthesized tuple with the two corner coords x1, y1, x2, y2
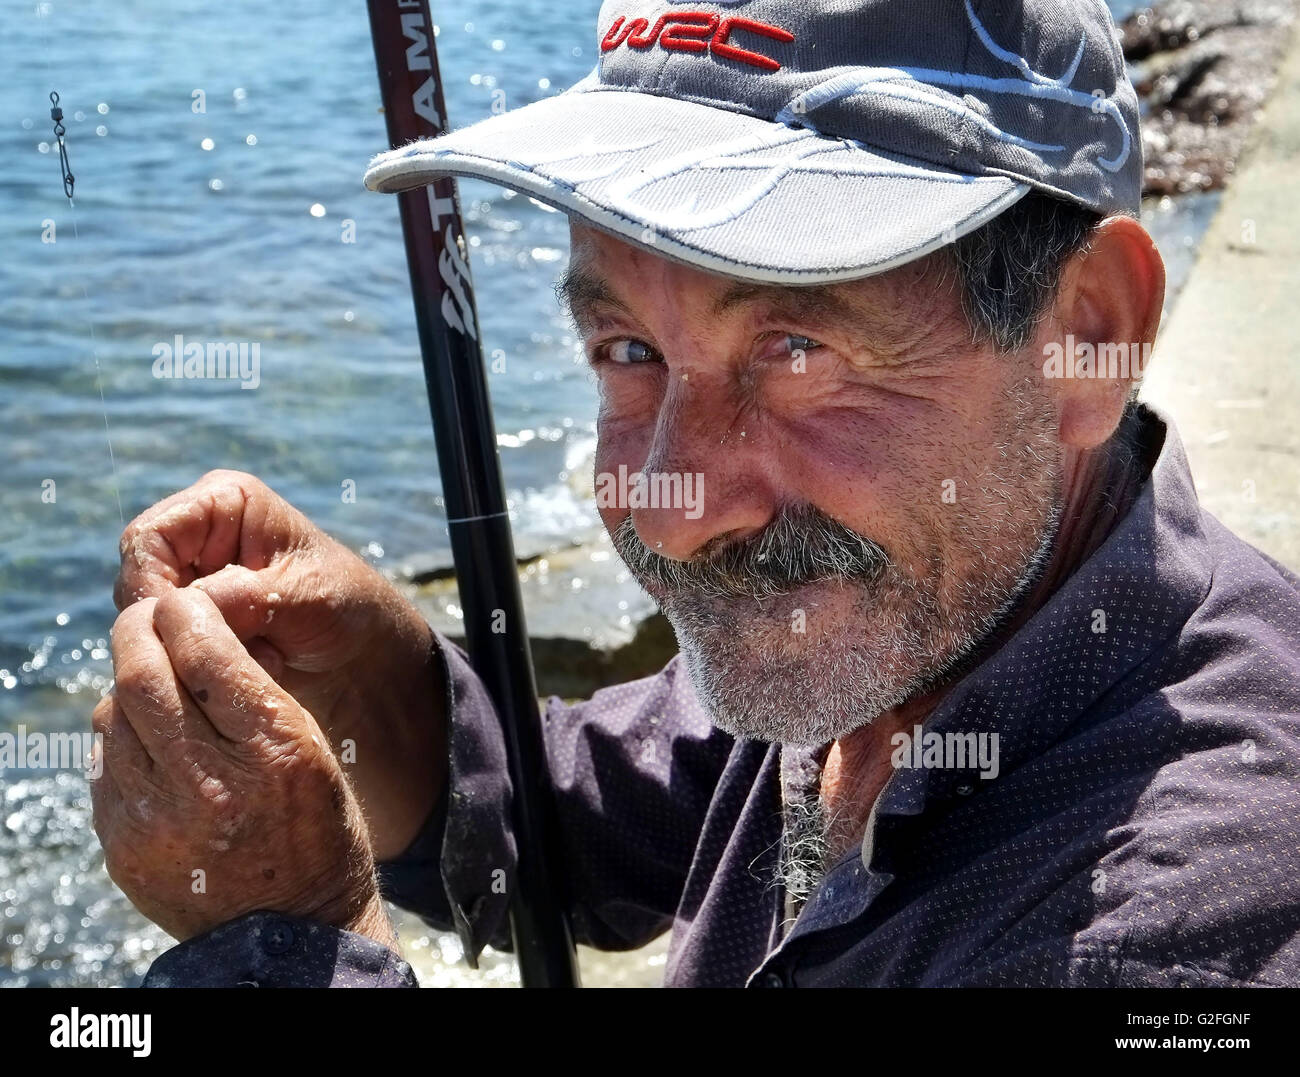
(1045, 215, 1166, 450)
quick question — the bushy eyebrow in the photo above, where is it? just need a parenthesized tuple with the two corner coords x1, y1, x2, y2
(555, 265, 621, 333)
(555, 263, 920, 352)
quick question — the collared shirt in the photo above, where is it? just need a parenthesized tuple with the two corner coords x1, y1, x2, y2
(143, 407, 1300, 987)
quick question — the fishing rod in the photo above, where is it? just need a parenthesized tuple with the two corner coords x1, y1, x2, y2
(364, 0, 580, 987)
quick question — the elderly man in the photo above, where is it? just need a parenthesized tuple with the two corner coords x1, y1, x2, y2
(96, 0, 1300, 988)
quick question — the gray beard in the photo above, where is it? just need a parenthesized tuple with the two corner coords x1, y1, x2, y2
(663, 500, 1060, 745)
(776, 792, 832, 910)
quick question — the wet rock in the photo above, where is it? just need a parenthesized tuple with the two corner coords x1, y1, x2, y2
(1122, 0, 1298, 195)
(399, 529, 678, 699)
(445, 611, 679, 701)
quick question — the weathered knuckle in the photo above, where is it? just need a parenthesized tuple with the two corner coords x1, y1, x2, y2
(200, 467, 254, 486)
(100, 726, 144, 770)
(239, 732, 341, 811)
(111, 596, 158, 645)
(158, 737, 232, 792)
(112, 656, 170, 712)
(118, 514, 148, 557)
(292, 559, 348, 618)
(151, 586, 187, 620)
(240, 726, 303, 771)
(153, 594, 213, 655)
(202, 469, 266, 506)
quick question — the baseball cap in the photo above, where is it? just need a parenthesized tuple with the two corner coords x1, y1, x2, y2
(363, 0, 1141, 285)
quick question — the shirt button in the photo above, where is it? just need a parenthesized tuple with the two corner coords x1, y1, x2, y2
(761, 970, 786, 988)
(262, 922, 295, 955)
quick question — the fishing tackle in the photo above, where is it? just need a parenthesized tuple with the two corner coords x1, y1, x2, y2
(50, 90, 74, 199)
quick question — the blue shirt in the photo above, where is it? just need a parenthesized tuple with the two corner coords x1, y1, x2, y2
(142, 407, 1300, 987)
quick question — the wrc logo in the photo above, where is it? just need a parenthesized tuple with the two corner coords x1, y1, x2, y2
(601, 11, 795, 72)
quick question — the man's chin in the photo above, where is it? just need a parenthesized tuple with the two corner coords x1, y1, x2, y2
(660, 584, 924, 745)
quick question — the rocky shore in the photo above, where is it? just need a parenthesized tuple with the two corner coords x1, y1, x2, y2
(402, 532, 680, 699)
(1122, 0, 1298, 194)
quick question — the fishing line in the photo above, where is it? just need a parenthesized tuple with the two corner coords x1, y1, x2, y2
(47, 88, 125, 527)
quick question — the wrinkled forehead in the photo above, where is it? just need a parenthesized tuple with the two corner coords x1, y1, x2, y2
(561, 218, 964, 356)
(563, 217, 748, 306)
(567, 217, 633, 263)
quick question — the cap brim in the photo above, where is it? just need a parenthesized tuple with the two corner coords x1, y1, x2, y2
(365, 88, 1029, 285)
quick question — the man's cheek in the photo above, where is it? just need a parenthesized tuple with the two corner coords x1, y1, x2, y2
(593, 408, 656, 474)
(595, 363, 664, 414)
(775, 422, 929, 528)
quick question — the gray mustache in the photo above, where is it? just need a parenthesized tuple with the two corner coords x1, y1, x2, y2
(611, 504, 891, 600)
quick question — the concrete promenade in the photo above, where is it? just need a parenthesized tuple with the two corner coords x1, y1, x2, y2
(1141, 21, 1300, 571)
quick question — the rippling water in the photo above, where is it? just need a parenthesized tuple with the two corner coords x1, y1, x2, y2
(0, 0, 1210, 987)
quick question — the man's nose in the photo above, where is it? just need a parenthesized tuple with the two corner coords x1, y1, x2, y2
(628, 379, 775, 562)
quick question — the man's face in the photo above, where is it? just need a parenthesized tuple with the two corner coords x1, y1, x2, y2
(565, 221, 1065, 744)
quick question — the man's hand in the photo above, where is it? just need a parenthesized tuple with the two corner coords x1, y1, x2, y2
(114, 469, 444, 860)
(92, 588, 396, 946)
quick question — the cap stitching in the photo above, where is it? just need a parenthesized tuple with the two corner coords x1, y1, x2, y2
(370, 145, 1027, 280)
(957, 0, 981, 167)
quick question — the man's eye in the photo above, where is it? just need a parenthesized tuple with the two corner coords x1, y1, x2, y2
(761, 333, 823, 361)
(785, 334, 823, 355)
(601, 339, 661, 365)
